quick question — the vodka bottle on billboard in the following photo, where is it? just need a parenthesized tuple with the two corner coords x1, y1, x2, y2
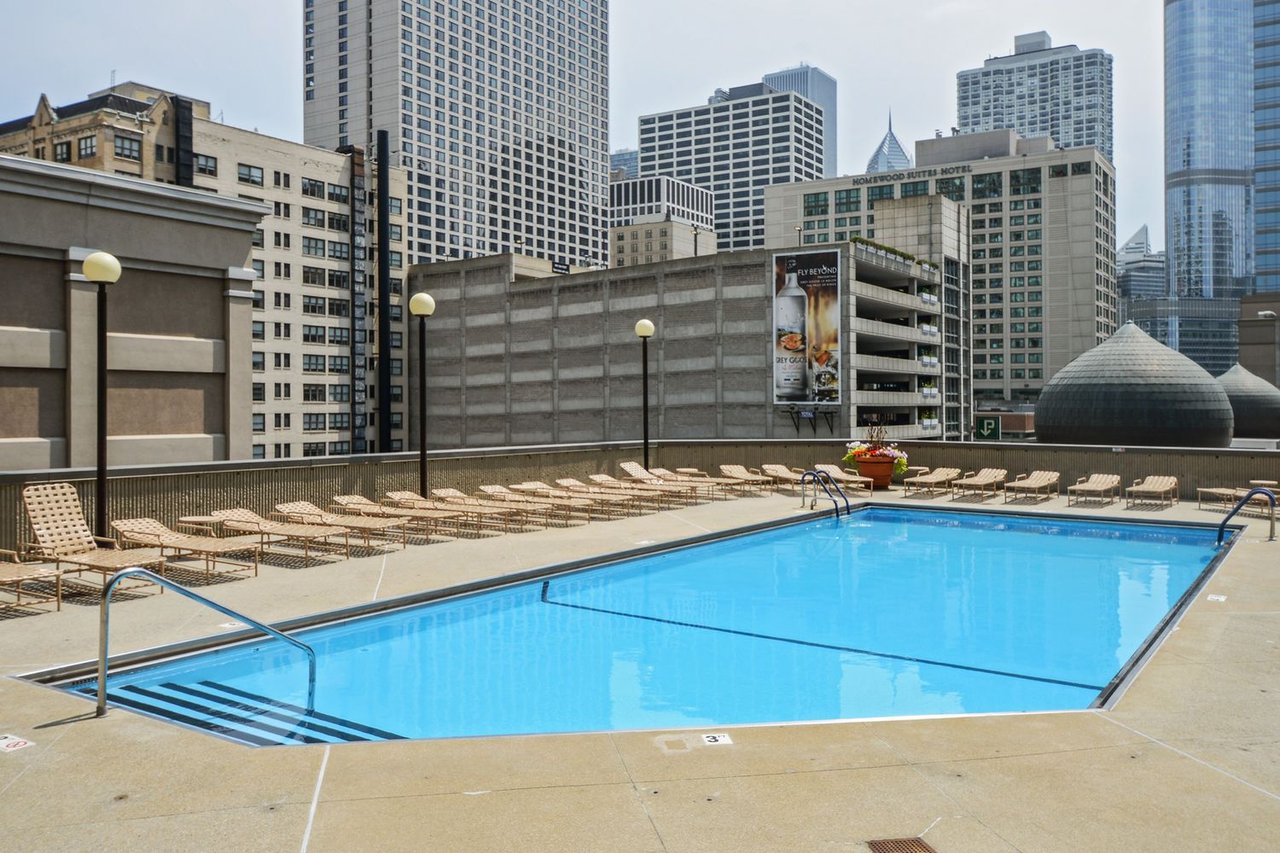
(774, 258, 808, 400)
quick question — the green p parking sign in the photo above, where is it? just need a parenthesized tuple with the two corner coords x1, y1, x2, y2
(975, 416, 1001, 440)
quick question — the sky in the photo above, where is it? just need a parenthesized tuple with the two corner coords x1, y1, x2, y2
(0, 1, 1165, 248)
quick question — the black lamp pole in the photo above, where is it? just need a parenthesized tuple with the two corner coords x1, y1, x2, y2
(96, 280, 108, 538)
(635, 319, 655, 469)
(82, 251, 120, 538)
(408, 292, 436, 496)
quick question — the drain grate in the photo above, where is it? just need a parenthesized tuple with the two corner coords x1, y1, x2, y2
(866, 839, 938, 853)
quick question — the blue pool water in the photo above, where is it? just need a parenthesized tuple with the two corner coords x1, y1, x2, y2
(74, 508, 1223, 745)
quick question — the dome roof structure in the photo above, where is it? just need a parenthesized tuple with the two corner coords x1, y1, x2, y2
(1035, 323, 1234, 447)
(1217, 364, 1280, 438)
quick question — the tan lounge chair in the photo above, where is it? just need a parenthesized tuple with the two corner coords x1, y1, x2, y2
(647, 467, 748, 497)
(1003, 470, 1061, 503)
(385, 490, 520, 531)
(276, 501, 408, 548)
(718, 465, 776, 492)
(1067, 474, 1121, 506)
(431, 488, 546, 528)
(951, 468, 1007, 500)
(760, 464, 808, 492)
(211, 508, 350, 559)
(618, 462, 706, 497)
(477, 485, 592, 523)
(512, 482, 637, 517)
(812, 464, 873, 495)
(112, 518, 261, 580)
(556, 478, 673, 510)
(588, 474, 696, 503)
(0, 549, 61, 613)
(903, 467, 962, 497)
(1126, 476, 1179, 508)
(332, 494, 472, 537)
(21, 482, 166, 589)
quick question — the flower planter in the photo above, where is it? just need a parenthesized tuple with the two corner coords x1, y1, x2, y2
(856, 456, 896, 488)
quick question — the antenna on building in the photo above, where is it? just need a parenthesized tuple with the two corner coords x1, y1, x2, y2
(110, 69, 116, 89)
(217, 110, 224, 123)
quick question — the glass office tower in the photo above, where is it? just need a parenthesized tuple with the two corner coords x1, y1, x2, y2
(1165, 0, 1254, 372)
(1257, 1, 1280, 292)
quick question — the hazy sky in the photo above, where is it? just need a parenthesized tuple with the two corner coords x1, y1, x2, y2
(0, 1, 1164, 247)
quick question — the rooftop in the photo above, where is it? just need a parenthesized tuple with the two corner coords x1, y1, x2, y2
(1, 457, 1277, 850)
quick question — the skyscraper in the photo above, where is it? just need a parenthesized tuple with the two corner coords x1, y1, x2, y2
(638, 83, 824, 252)
(1256, 1, 1280, 292)
(303, 0, 611, 268)
(957, 31, 1114, 161)
(762, 64, 838, 177)
(865, 114, 912, 173)
(1165, 0, 1253, 373)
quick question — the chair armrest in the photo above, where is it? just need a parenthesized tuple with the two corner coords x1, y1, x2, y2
(748, 468, 763, 476)
(93, 535, 118, 549)
(962, 471, 976, 478)
(1012, 474, 1028, 482)
(1074, 477, 1087, 484)
(0, 548, 26, 564)
(789, 467, 805, 474)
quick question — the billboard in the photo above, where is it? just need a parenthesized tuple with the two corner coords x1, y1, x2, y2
(772, 250, 841, 404)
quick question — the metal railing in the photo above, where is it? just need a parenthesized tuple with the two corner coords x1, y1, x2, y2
(1216, 488, 1276, 545)
(800, 470, 850, 518)
(96, 567, 317, 718)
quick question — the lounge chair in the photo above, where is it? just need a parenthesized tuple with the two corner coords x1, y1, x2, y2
(476, 485, 592, 523)
(211, 508, 350, 559)
(1003, 470, 1061, 503)
(647, 467, 749, 497)
(431, 488, 546, 528)
(1195, 487, 1239, 511)
(617, 462, 706, 497)
(21, 482, 167, 589)
(556, 478, 673, 510)
(1126, 476, 1179, 508)
(718, 465, 776, 492)
(332, 494, 472, 537)
(588, 474, 696, 503)
(1067, 474, 1121, 506)
(275, 501, 409, 549)
(512, 482, 638, 517)
(759, 464, 807, 492)
(384, 490, 521, 531)
(812, 464, 873, 495)
(0, 549, 61, 613)
(903, 467, 962, 497)
(951, 468, 1007, 500)
(112, 518, 261, 580)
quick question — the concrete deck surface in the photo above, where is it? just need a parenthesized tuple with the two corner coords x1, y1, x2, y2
(0, 488, 1277, 852)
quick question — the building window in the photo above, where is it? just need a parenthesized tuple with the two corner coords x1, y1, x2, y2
(302, 207, 325, 227)
(303, 413, 327, 432)
(802, 192, 829, 216)
(303, 442, 327, 457)
(1049, 164, 1068, 178)
(1071, 161, 1093, 176)
(329, 356, 350, 373)
(971, 172, 1003, 199)
(53, 141, 71, 162)
(329, 384, 350, 402)
(302, 266, 325, 286)
(302, 324, 325, 344)
(936, 176, 964, 201)
(327, 212, 350, 231)
(901, 180, 928, 198)
(252, 382, 265, 402)
(195, 154, 217, 175)
(302, 237, 326, 257)
(1010, 167, 1042, 196)
(113, 135, 141, 160)
(867, 185, 895, 207)
(329, 441, 351, 455)
(328, 326, 351, 345)
(303, 354, 326, 373)
(237, 163, 264, 186)
(301, 177, 325, 198)
(78, 136, 97, 159)
(252, 414, 265, 433)
(303, 384, 325, 402)
(273, 444, 291, 459)
(328, 270, 350, 289)
(329, 412, 351, 430)
(328, 183, 350, 203)
(251, 321, 265, 340)
(252, 445, 266, 459)
(274, 382, 291, 399)
(328, 241, 350, 260)
(251, 259, 265, 279)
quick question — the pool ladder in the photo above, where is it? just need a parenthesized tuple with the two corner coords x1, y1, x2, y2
(96, 567, 316, 718)
(799, 470, 851, 518)
(1216, 487, 1276, 545)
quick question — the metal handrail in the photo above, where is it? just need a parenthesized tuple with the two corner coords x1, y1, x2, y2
(799, 470, 850, 517)
(96, 567, 316, 717)
(1217, 488, 1276, 545)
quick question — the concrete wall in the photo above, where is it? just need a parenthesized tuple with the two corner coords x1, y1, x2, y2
(0, 155, 266, 470)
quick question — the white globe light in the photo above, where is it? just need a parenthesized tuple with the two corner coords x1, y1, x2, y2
(409, 292, 436, 317)
(634, 318, 655, 338)
(82, 251, 122, 284)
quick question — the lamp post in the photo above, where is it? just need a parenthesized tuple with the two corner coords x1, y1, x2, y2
(692, 225, 701, 257)
(83, 251, 121, 538)
(794, 225, 802, 246)
(513, 235, 524, 255)
(634, 318, 655, 470)
(408, 292, 436, 498)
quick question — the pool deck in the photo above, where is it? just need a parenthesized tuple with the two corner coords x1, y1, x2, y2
(1, 489, 1277, 851)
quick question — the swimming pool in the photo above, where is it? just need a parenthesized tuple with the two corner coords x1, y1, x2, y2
(55, 507, 1227, 746)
